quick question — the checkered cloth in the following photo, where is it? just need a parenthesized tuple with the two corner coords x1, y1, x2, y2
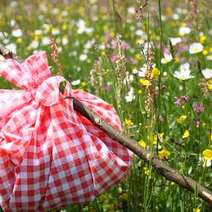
(0, 51, 133, 211)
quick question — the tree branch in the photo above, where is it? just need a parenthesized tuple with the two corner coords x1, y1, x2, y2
(0, 45, 212, 206)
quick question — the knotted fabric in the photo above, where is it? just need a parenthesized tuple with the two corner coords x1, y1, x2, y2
(0, 51, 133, 211)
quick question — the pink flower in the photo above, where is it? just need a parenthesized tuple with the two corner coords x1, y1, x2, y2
(174, 96, 190, 106)
(193, 103, 204, 114)
(121, 41, 130, 50)
(110, 55, 120, 63)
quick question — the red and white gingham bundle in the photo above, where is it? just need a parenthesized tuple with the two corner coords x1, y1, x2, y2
(0, 51, 133, 211)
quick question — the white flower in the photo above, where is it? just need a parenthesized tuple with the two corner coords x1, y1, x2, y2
(170, 37, 182, 46)
(173, 63, 194, 80)
(76, 19, 94, 34)
(135, 30, 146, 37)
(199, 156, 211, 167)
(206, 55, 212, 60)
(29, 40, 39, 49)
(84, 39, 95, 49)
(172, 13, 180, 20)
(41, 36, 51, 46)
(62, 36, 69, 45)
(189, 42, 204, 54)
(52, 28, 60, 35)
(5, 43, 16, 53)
(34, 29, 42, 36)
(128, 7, 135, 15)
(125, 88, 135, 103)
(72, 80, 81, 86)
(161, 50, 173, 64)
(79, 54, 88, 61)
(201, 68, 212, 79)
(132, 68, 138, 74)
(138, 64, 148, 77)
(179, 26, 191, 36)
(12, 28, 23, 37)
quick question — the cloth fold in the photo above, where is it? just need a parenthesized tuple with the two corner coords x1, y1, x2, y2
(0, 51, 133, 211)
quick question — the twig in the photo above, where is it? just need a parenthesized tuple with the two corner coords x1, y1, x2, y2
(0, 46, 212, 206)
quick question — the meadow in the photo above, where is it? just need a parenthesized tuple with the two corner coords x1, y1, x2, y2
(0, 0, 211, 211)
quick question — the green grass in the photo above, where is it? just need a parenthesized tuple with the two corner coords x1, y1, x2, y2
(0, 0, 212, 211)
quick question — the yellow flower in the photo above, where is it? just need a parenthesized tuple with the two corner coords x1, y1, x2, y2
(124, 119, 133, 128)
(175, 56, 180, 63)
(202, 149, 212, 160)
(135, 53, 142, 61)
(193, 208, 201, 212)
(138, 139, 147, 149)
(203, 50, 208, 56)
(151, 67, 160, 79)
(139, 79, 151, 88)
(143, 166, 150, 176)
(182, 130, 190, 139)
(200, 34, 206, 44)
(153, 134, 158, 145)
(207, 79, 212, 90)
(158, 148, 170, 160)
(62, 23, 68, 31)
(177, 115, 187, 124)
(137, 89, 142, 94)
(16, 38, 23, 44)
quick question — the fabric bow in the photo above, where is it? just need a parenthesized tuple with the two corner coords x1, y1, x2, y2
(0, 51, 70, 165)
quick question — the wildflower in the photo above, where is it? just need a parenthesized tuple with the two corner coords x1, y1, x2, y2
(5, 43, 16, 54)
(143, 166, 150, 176)
(173, 63, 194, 80)
(182, 130, 190, 139)
(51, 28, 60, 36)
(138, 64, 148, 77)
(170, 37, 182, 46)
(193, 103, 204, 115)
(152, 67, 160, 79)
(195, 119, 201, 128)
(206, 54, 212, 60)
(29, 40, 39, 50)
(174, 95, 189, 106)
(12, 28, 23, 37)
(207, 79, 212, 90)
(161, 48, 173, 64)
(121, 41, 130, 50)
(135, 29, 145, 37)
(179, 26, 191, 36)
(193, 208, 201, 212)
(189, 42, 204, 54)
(110, 55, 120, 63)
(128, 7, 135, 15)
(201, 68, 212, 79)
(202, 149, 212, 160)
(158, 148, 170, 160)
(41, 36, 51, 46)
(203, 50, 208, 55)
(139, 79, 151, 88)
(125, 88, 135, 103)
(199, 32, 206, 44)
(176, 115, 187, 124)
(62, 36, 68, 45)
(79, 54, 88, 61)
(124, 119, 133, 128)
(76, 19, 94, 34)
(138, 140, 147, 149)
(71, 80, 81, 86)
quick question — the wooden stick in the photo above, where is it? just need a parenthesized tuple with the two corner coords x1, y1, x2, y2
(0, 46, 212, 205)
